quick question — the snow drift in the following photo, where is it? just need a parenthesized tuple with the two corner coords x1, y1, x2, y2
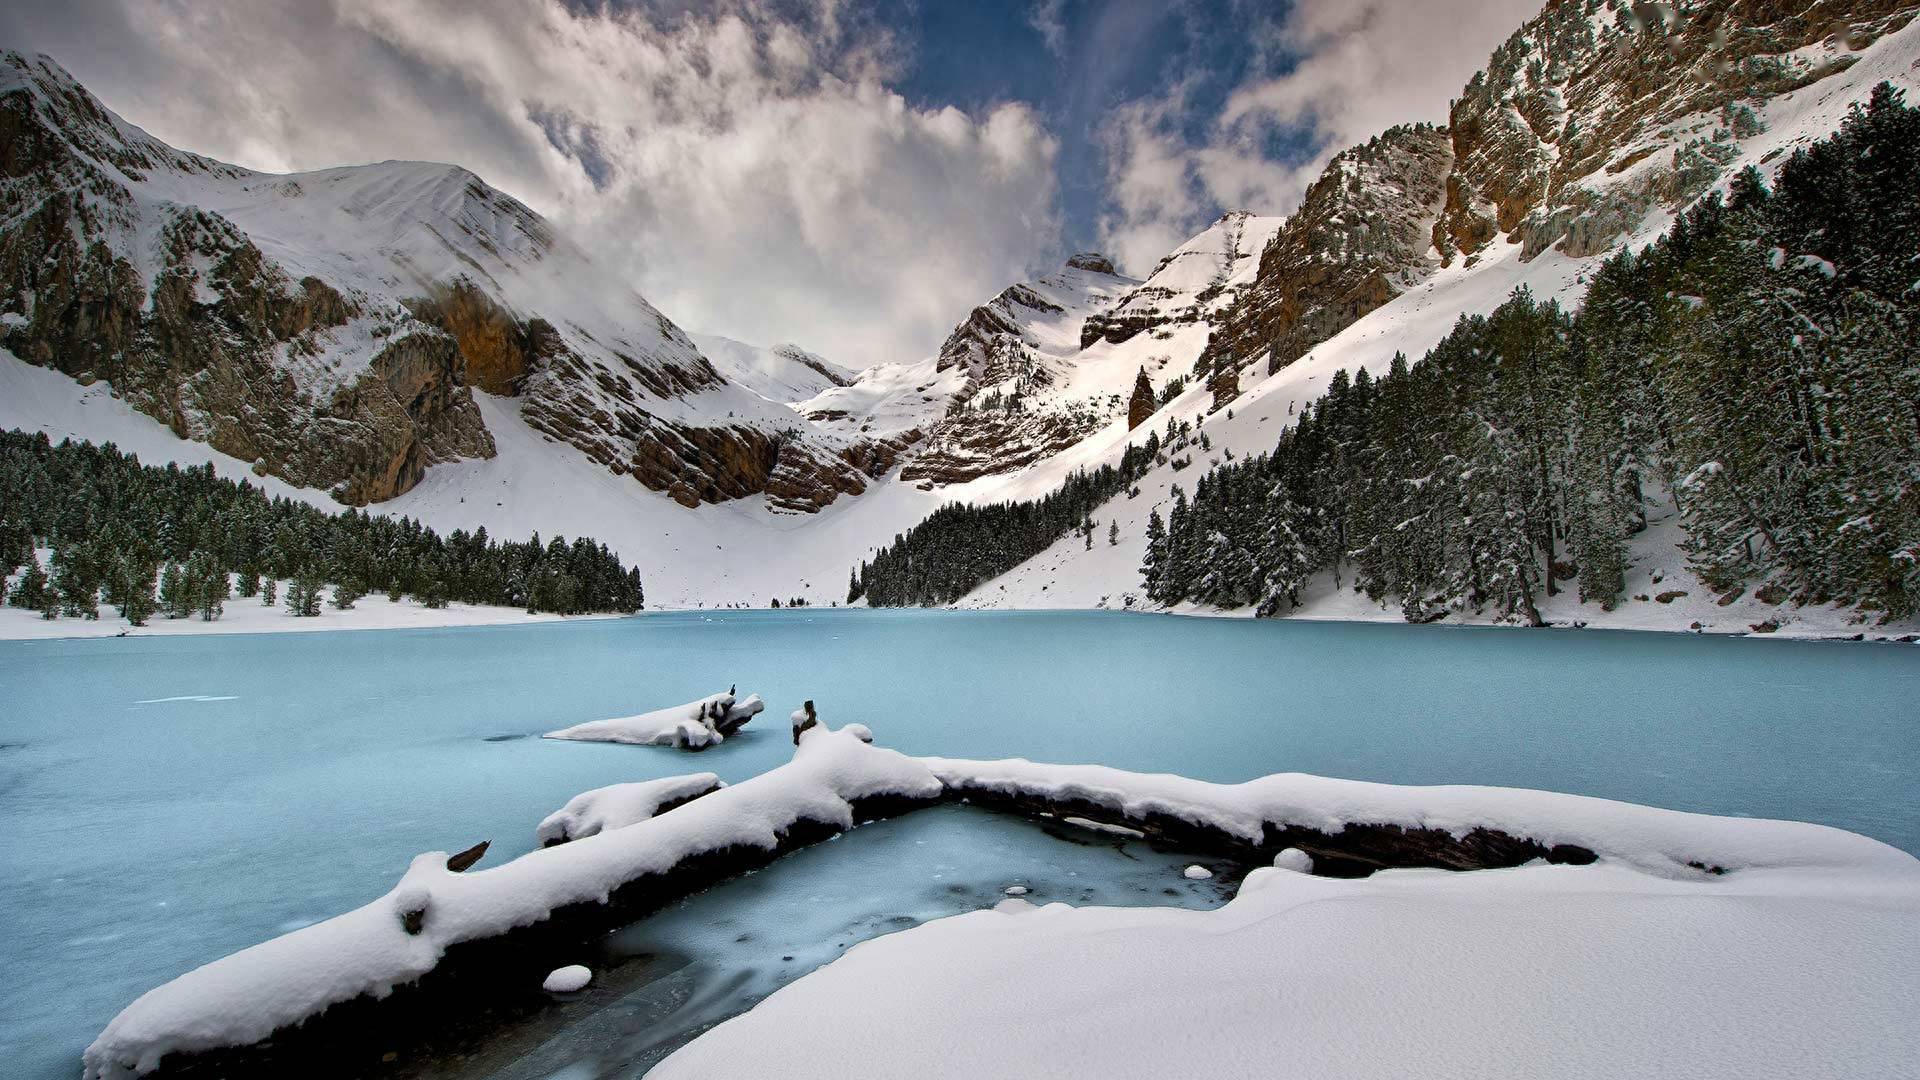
(534, 773, 725, 846)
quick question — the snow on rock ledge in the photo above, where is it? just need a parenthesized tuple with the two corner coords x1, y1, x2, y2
(544, 689, 764, 750)
(82, 728, 939, 1079)
(535, 773, 725, 846)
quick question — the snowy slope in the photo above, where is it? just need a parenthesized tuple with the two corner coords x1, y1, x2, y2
(1083, 209, 1283, 346)
(0, 346, 939, 608)
(657, 854, 1920, 1080)
(687, 334, 855, 406)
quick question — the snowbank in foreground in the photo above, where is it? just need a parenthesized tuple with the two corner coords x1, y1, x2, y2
(543, 690, 765, 750)
(652, 857, 1920, 1080)
(655, 758, 1920, 1080)
(81, 727, 939, 1079)
(535, 773, 724, 846)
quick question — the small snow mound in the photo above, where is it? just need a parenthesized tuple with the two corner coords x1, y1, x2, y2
(993, 898, 1037, 914)
(1272, 848, 1314, 874)
(1183, 865, 1213, 880)
(536, 773, 723, 846)
(842, 722, 874, 743)
(542, 965, 591, 993)
(544, 690, 761, 750)
(1003, 885, 1029, 896)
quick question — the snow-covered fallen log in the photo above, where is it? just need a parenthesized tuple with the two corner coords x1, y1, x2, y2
(543, 688, 764, 750)
(82, 727, 940, 1079)
(653, 759, 1920, 1080)
(535, 772, 725, 846)
(927, 756, 1916, 879)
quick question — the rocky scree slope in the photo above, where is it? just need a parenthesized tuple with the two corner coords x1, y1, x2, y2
(0, 52, 892, 512)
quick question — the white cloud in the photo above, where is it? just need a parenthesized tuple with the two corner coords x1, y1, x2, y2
(1098, 0, 1544, 275)
(1027, 0, 1068, 58)
(3, 0, 1061, 370)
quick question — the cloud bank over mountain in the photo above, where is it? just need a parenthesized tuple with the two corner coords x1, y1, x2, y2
(2, 0, 1539, 363)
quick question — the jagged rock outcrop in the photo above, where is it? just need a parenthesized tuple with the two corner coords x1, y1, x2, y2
(894, 256, 1138, 485)
(1436, 0, 1919, 265)
(1214, 125, 1453, 376)
(1082, 211, 1282, 349)
(1128, 369, 1155, 430)
(1206, 1, 1917, 382)
(407, 281, 544, 396)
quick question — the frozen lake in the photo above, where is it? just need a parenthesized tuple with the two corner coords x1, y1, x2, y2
(3, 611, 1917, 1077)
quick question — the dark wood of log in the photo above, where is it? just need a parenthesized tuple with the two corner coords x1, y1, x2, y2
(446, 841, 490, 873)
(792, 700, 818, 744)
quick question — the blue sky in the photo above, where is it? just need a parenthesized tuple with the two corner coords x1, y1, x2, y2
(885, 0, 1311, 255)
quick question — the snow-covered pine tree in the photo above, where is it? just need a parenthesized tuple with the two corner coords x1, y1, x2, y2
(158, 562, 189, 619)
(117, 556, 157, 627)
(52, 544, 98, 619)
(9, 555, 44, 612)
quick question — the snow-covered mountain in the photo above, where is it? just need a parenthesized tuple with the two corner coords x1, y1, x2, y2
(6, 0, 1918, 622)
(0, 51, 892, 513)
(1081, 209, 1283, 350)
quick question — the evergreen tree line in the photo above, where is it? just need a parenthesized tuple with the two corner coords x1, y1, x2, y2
(0, 431, 645, 623)
(853, 438, 1164, 606)
(1146, 86, 1919, 624)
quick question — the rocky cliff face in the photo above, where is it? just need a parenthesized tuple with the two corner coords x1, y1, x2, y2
(1203, 1, 1918, 383)
(0, 55, 493, 503)
(1437, 0, 1918, 264)
(1214, 125, 1453, 377)
(0, 52, 892, 513)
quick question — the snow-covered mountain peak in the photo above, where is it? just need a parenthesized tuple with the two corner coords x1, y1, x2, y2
(1083, 209, 1283, 349)
(0, 51, 244, 189)
(0, 51, 908, 514)
(1064, 252, 1119, 274)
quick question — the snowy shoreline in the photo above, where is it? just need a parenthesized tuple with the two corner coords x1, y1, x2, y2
(6, 596, 1913, 646)
(82, 724, 1920, 1078)
(0, 595, 628, 641)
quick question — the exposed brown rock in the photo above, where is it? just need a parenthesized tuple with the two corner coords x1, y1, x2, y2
(1435, 0, 1919, 265)
(408, 280, 535, 396)
(1128, 368, 1155, 430)
(1214, 125, 1453, 377)
(445, 841, 490, 873)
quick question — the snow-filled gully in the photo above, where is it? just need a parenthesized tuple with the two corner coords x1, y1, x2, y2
(84, 724, 1917, 1079)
